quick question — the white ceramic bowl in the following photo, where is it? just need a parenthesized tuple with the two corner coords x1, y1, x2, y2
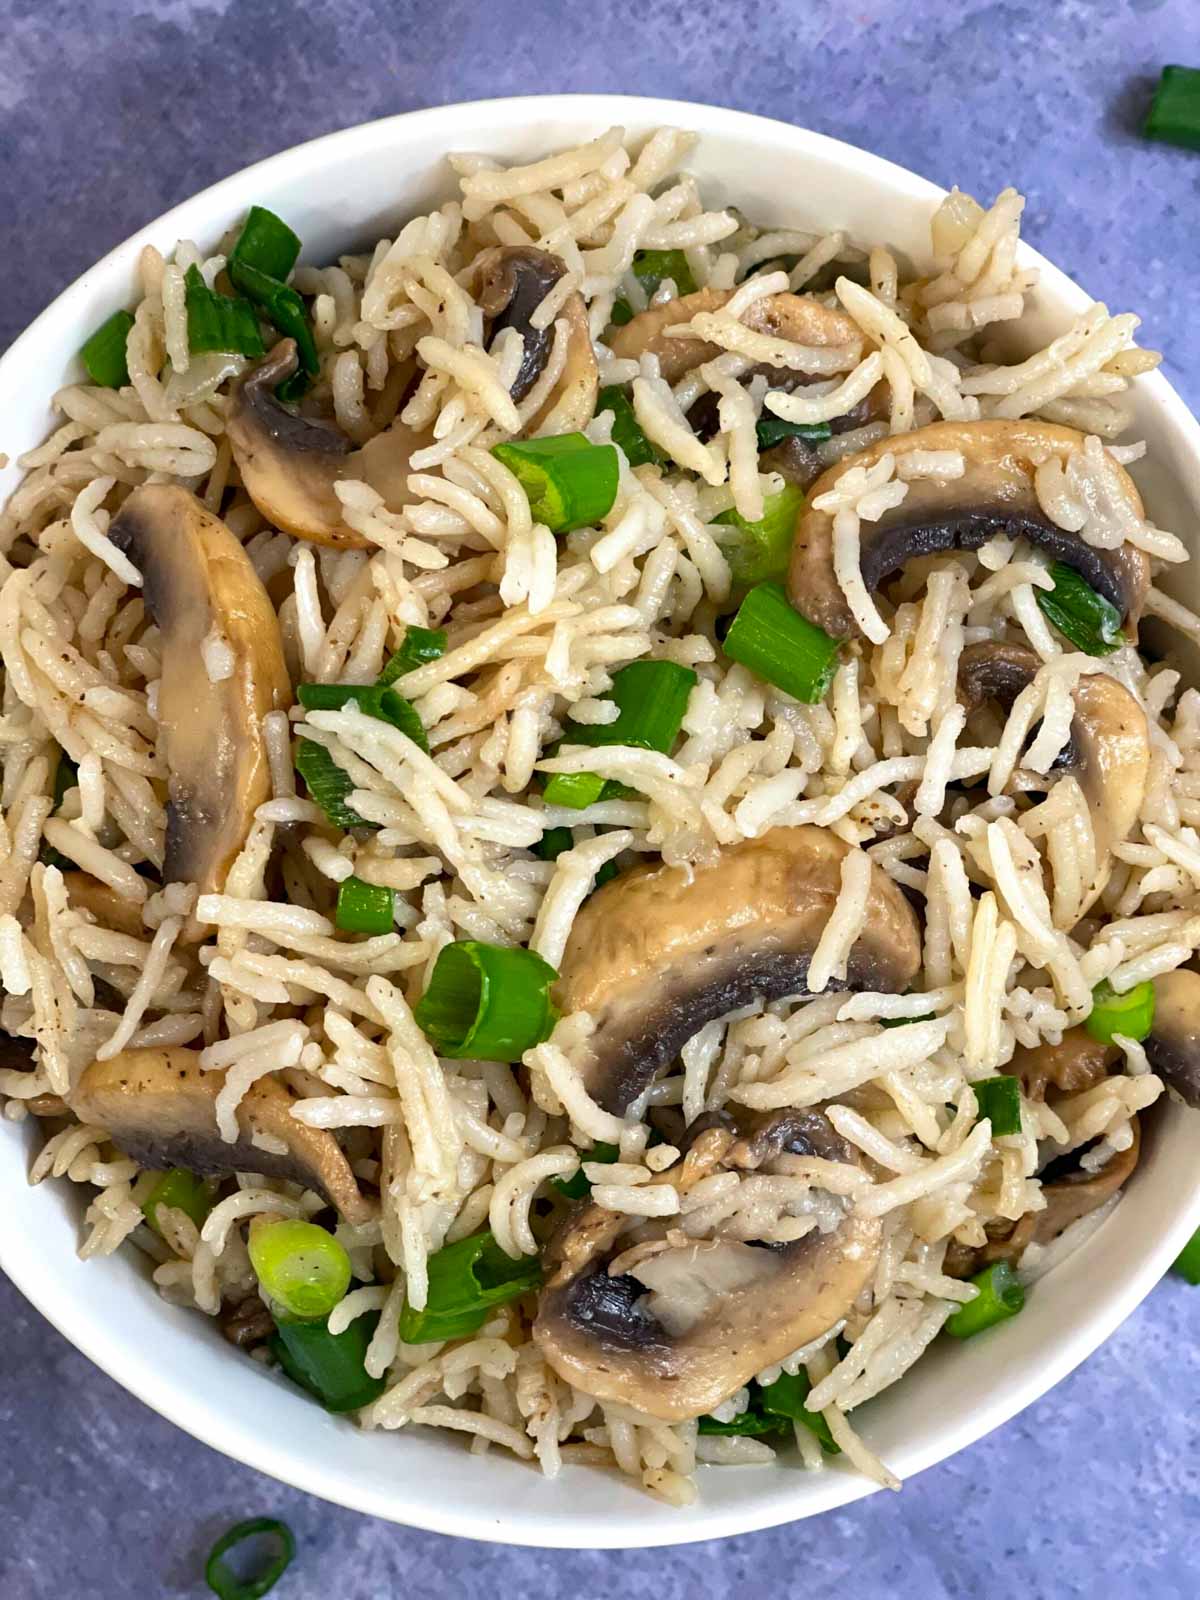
(2, 94, 1200, 1550)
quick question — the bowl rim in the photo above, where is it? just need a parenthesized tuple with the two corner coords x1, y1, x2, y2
(3, 90, 1200, 1550)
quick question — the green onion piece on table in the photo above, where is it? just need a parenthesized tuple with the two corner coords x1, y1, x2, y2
(249, 1218, 352, 1321)
(399, 1228, 543, 1344)
(230, 205, 302, 283)
(142, 1168, 211, 1235)
(491, 434, 619, 534)
(945, 1261, 1026, 1339)
(296, 681, 428, 753)
(414, 940, 559, 1062)
(633, 248, 698, 298)
(294, 739, 374, 831)
(552, 1141, 619, 1200)
(723, 581, 841, 703)
(973, 1075, 1023, 1137)
(1143, 65, 1200, 152)
(204, 1517, 295, 1600)
(335, 875, 394, 935)
(542, 659, 697, 809)
(596, 384, 663, 468)
(184, 265, 264, 359)
(79, 309, 135, 388)
(1084, 978, 1155, 1044)
(715, 482, 806, 588)
(269, 1310, 385, 1412)
(1175, 1226, 1200, 1285)
(755, 417, 833, 450)
(377, 625, 447, 686)
(1034, 562, 1123, 656)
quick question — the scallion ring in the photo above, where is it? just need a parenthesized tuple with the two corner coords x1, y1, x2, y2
(491, 434, 619, 534)
(722, 581, 841, 703)
(413, 940, 559, 1062)
(204, 1518, 295, 1600)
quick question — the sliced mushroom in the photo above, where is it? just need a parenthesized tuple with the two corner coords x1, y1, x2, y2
(62, 872, 145, 937)
(556, 825, 921, 1115)
(1011, 1026, 1117, 1100)
(69, 1048, 371, 1224)
(475, 246, 598, 433)
(535, 1110, 880, 1421)
(1144, 968, 1200, 1106)
(957, 640, 1149, 909)
(946, 1117, 1141, 1277)
(109, 486, 290, 932)
(609, 287, 862, 387)
(789, 420, 1151, 638)
(226, 340, 431, 547)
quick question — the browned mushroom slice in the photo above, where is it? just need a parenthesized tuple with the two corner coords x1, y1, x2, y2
(1010, 1026, 1117, 1101)
(475, 245, 598, 435)
(62, 872, 145, 937)
(109, 486, 290, 934)
(609, 287, 861, 387)
(957, 640, 1149, 909)
(70, 1048, 371, 1224)
(556, 825, 920, 1115)
(534, 1110, 880, 1422)
(1144, 968, 1200, 1106)
(789, 420, 1151, 639)
(226, 340, 431, 547)
(947, 1117, 1141, 1277)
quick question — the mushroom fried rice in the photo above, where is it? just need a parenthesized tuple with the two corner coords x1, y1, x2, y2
(2, 124, 1199, 1503)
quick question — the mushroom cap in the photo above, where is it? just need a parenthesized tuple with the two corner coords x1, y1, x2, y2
(609, 288, 861, 386)
(789, 420, 1151, 638)
(1144, 968, 1200, 1106)
(109, 485, 290, 930)
(534, 1109, 881, 1421)
(62, 872, 146, 938)
(475, 245, 598, 435)
(70, 1048, 371, 1224)
(1010, 1025, 1117, 1100)
(226, 341, 431, 547)
(957, 640, 1149, 907)
(556, 825, 921, 1115)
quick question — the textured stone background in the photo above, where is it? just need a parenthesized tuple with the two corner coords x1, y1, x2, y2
(2, 1, 1200, 1595)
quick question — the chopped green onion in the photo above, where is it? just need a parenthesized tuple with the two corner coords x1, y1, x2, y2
(594, 858, 620, 890)
(142, 1168, 211, 1234)
(723, 581, 841, 703)
(414, 940, 559, 1062)
(399, 1228, 542, 1344)
(335, 875, 394, 935)
(1174, 1226, 1200, 1285)
(294, 738, 375, 831)
(228, 256, 319, 392)
(184, 265, 264, 359)
(946, 1261, 1026, 1339)
(541, 772, 612, 809)
(1143, 65, 1200, 151)
(552, 1141, 619, 1200)
(972, 1075, 1022, 1137)
(610, 298, 634, 327)
(80, 309, 134, 388)
(377, 625, 447, 686)
(296, 681, 428, 753)
(755, 417, 832, 450)
(880, 1012, 935, 1028)
(1085, 978, 1155, 1045)
(230, 205, 302, 284)
(535, 826, 575, 861)
(249, 1219, 352, 1321)
(715, 482, 806, 588)
(1035, 562, 1123, 656)
(633, 249, 697, 298)
(269, 1309, 385, 1412)
(544, 660, 697, 810)
(698, 1372, 839, 1452)
(597, 385, 663, 468)
(204, 1518, 294, 1600)
(491, 434, 619, 534)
